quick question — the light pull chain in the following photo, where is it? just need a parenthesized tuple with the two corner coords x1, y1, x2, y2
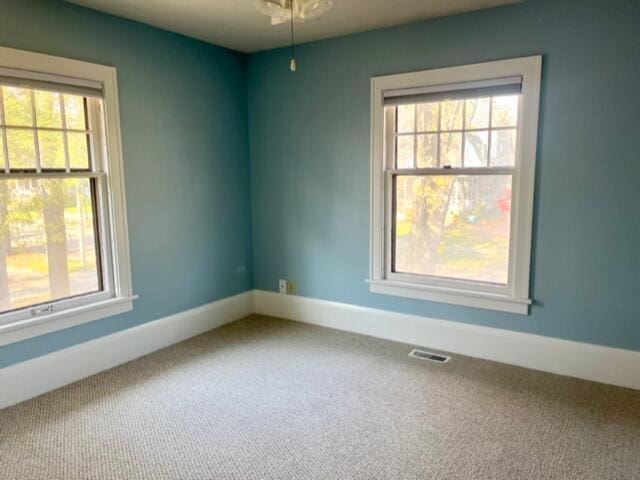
(290, 0, 296, 71)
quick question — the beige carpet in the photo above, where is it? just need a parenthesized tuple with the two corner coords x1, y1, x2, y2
(1, 315, 639, 480)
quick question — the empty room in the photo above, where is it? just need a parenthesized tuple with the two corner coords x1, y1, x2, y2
(0, 0, 638, 478)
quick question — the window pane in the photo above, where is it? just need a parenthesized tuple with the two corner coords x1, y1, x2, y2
(397, 105, 415, 133)
(35, 91, 63, 128)
(491, 95, 519, 127)
(68, 132, 90, 170)
(464, 130, 489, 167)
(63, 95, 87, 130)
(416, 134, 437, 168)
(393, 175, 511, 284)
(440, 132, 462, 167)
(465, 97, 490, 129)
(3, 87, 33, 126)
(38, 131, 66, 169)
(6, 128, 36, 170)
(396, 135, 414, 168)
(440, 99, 463, 131)
(490, 129, 517, 166)
(0, 178, 101, 313)
(416, 102, 438, 132)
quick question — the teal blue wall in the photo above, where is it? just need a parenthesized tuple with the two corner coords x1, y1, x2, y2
(1, 0, 638, 369)
(248, 0, 640, 350)
(0, 0, 253, 367)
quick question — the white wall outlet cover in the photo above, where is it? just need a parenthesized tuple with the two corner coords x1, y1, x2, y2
(279, 279, 287, 294)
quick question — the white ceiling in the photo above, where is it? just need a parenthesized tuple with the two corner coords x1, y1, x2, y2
(67, 0, 521, 53)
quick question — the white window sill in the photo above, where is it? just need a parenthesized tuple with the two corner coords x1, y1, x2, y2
(367, 279, 530, 315)
(0, 295, 138, 347)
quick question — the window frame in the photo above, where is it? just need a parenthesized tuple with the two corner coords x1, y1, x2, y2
(0, 47, 135, 346)
(369, 56, 542, 314)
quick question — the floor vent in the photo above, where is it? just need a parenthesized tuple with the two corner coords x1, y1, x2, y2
(409, 349, 450, 363)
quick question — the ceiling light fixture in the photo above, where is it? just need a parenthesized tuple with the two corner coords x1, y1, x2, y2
(255, 0, 333, 72)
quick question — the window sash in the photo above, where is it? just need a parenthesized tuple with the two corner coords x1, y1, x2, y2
(0, 96, 114, 321)
(385, 95, 522, 170)
(0, 87, 101, 174)
(0, 176, 111, 319)
(381, 88, 521, 291)
(387, 171, 515, 290)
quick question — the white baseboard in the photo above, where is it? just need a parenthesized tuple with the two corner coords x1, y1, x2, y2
(0, 290, 254, 409)
(254, 290, 640, 390)
(2, 288, 637, 409)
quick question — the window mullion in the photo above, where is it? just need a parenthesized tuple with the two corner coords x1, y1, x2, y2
(461, 99, 466, 167)
(436, 102, 441, 167)
(412, 105, 417, 168)
(393, 106, 398, 169)
(487, 96, 494, 166)
(29, 89, 42, 173)
(0, 88, 9, 173)
(60, 94, 71, 173)
(0, 127, 7, 174)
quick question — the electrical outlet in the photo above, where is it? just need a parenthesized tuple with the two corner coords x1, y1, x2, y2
(279, 279, 295, 295)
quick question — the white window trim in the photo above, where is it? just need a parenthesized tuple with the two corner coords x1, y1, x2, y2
(369, 56, 542, 315)
(0, 46, 135, 346)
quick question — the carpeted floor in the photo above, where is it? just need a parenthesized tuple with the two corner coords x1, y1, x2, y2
(1, 315, 639, 480)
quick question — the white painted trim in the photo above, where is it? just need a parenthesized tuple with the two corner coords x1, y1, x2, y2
(254, 290, 640, 391)
(0, 46, 134, 339)
(0, 291, 254, 409)
(0, 295, 136, 347)
(3, 289, 637, 409)
(369, 56, 542, 314)
(368, 279, 529, 314)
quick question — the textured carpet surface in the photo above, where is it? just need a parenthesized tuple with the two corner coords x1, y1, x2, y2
(1, 315, 639, 480)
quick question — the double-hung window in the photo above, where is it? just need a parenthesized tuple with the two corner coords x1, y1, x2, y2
(369, 57, 541, 314)
(0, 47, 133, 345)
